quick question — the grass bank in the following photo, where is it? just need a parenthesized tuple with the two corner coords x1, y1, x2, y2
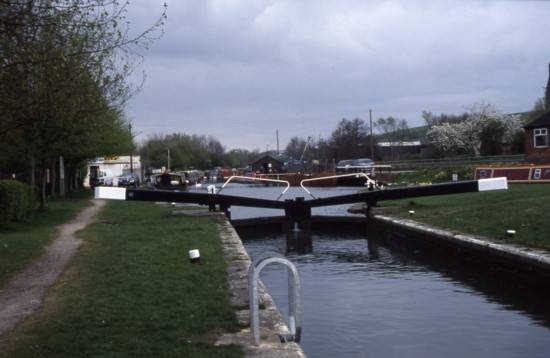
(380, 184, 550, 251)
(0, 200, 242, 358)
(0, 191, 92, 287)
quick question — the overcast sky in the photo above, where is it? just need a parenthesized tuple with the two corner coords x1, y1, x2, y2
(125, 0, 550, 150)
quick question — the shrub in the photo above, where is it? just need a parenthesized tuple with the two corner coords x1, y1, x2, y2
(0, 180, 35, 225)
(392, 166, 474, 185)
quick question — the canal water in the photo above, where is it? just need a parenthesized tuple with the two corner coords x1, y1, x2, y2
(197, 184, 550, 357)
(242, 232, 550, 358)
(195, 183, 362, 219)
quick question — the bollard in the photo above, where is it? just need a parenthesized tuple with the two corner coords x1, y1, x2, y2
(188, 249, 200, 263)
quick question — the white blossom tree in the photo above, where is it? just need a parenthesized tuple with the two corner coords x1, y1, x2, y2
(426, 103, 522, 156)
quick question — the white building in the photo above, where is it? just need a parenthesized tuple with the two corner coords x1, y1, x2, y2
(83, 155, 141, 188)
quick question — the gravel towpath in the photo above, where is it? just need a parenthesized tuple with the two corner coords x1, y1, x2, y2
(0, 199, 106, 338)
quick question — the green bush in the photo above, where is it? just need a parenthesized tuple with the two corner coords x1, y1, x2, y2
(392, 166, 474, 185)
(0, 180, 35, 225)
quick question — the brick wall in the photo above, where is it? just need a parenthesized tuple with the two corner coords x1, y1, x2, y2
(525, 127, 550, 163)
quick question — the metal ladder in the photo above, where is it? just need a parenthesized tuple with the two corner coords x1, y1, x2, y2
(248, 256, 302, 346)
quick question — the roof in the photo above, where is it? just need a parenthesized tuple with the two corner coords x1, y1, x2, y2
(336, 158, 374, 168)
(377, 141, 422, 147)
(250, 154, 284, 165)
(524, 111, 550, 129)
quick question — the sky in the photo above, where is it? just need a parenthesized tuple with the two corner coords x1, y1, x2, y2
(124, 0, 550, 150)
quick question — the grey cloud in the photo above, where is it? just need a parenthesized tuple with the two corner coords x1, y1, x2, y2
(126, 0, 550, 149)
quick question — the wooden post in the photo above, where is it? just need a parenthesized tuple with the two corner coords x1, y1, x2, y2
(59, 156, 65, 197)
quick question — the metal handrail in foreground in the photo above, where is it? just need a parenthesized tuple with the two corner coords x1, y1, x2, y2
(300, 172, 377, 199)
(248, 256, 301, 346)
(219, 175, 291, 200)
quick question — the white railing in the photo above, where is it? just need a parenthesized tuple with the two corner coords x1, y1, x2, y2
(218, 175, 291, 200)
(300, 173, 377, 199)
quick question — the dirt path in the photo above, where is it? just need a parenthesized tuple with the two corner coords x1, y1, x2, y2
(0, 199, 106, 338)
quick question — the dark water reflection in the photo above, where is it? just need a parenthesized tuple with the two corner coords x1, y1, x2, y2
(242, 232, 550, 358)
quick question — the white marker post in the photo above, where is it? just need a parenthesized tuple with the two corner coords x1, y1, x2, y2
(478, 177, 508, 192)
(94, 186, 127, 200)
(188, 249, 200, 263)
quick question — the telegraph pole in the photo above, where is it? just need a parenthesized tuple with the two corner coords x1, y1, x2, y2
(129, 123, 134, 174)
(369, 109, 374, 158)
(167, 148, 171, 171)
(276, 129, 280, 156)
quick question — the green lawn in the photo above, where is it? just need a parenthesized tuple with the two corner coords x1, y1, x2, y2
(0, 191, 92, 287)
(381, 184, 550, 250)
(0, 200, 242, 358)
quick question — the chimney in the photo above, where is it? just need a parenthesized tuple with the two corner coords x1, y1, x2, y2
(546, 62, 550, 111)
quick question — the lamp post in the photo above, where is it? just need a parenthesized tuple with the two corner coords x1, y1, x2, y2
(369, 109, 374, 159)
(129, 123, 134, 174)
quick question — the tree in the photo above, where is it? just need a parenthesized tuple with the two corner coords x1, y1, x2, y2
(285, 136, 308, 161)
(374, 116, 396, 137)
(522, 98, 547, 125)
(0, 0, 166, 208)
(224, 149, 259, 168)
(330, 118, 370, 160)
(140, 133, 227, 171)
(422, 111, 468, 127)
(426, 103, 522, 157)
(374, 117, 410, 142)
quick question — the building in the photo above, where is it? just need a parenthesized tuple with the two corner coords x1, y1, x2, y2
(524, 112, 550, 163)
(376, 141, 424, 161)
(250, 154, 284, 173)
(524, 62, 550, 163)
(83, 155, 141, 187)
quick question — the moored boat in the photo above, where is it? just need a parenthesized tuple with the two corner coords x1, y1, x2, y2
(150, 172, 188, 190)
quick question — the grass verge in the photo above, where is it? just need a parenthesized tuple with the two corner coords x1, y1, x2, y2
(0, 200, 242, 358)
(380, 184, 550, 251)
(0, 191, 92, 287)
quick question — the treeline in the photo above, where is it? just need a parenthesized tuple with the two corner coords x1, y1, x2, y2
(0, 1, 165, 208)
(139, 133, 261, 171)
(139, 117, 402, 171)
(139, 99, 541, 173)
(287, 101, 540, 164)
(285, 116, 412, 164)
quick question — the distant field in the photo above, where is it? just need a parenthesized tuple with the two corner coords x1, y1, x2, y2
(381, 184, 550, 251)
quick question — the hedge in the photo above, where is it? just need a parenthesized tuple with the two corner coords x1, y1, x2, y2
(0, 180, 35, 225)
(392, 166, 474, 185)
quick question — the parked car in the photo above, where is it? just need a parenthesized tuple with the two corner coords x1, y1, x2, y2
(183, 170, 204, 185)
(97, 175, 114, 186)
(118, 173, 140, 187)
(336, 158, 374, 174)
